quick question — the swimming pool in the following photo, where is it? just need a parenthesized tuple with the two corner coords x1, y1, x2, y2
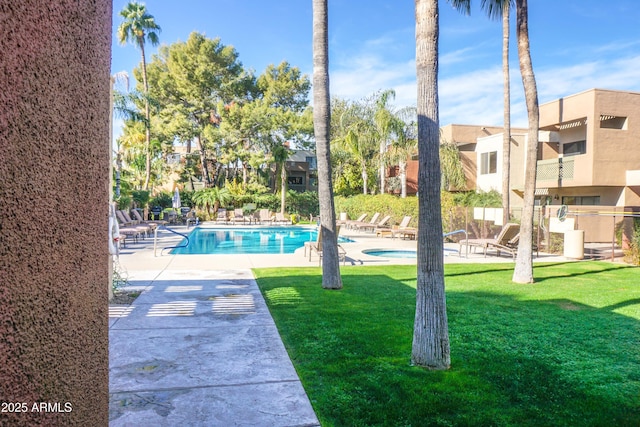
(170, 226, 353, 255)
(363, 249, 417, 259)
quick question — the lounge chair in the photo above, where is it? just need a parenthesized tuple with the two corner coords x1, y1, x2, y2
(348, 213, 380, 230)
(378, 216, 411, 238)
(121, 210, 155, 233)
(304, 226, 347, 265)
(232, 208, 246, 224)
(115, 211, 146, 241)
(183, 209, 198, 227)
(274, 212, 290, 224)
(336, 212, 349, 226)
(500, 233, 539, 258)
(257, 209, 273, 225)
(459, 223, 520, 258)
(215, 208, 228, 224)
(131, 209, 167, 226)
(357, 214, 391, 233)
(343, 213, 367, 229)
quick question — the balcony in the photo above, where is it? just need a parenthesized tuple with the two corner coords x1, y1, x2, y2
(536, 158, 574, 184)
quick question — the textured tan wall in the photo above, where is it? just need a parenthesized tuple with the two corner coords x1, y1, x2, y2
(0, 1, 111, 425)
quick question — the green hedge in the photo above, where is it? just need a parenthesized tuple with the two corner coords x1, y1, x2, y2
(335, 192, 460, 231)
(335, 194, 419, 228)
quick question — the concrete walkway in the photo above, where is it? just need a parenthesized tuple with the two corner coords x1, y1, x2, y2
(109, 268, 320, 426)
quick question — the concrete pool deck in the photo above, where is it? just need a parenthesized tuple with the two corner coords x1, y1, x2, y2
(109, 223, 569, 425)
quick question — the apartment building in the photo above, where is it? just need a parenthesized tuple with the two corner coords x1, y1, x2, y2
(536, 88, 640, 207)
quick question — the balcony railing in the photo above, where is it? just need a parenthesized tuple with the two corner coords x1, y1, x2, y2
(536, 158, 574, 183)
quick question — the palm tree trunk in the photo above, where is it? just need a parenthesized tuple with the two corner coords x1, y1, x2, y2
(312, 0, 342, 289)
(501, 4, 511, 226)
(400, 160, 407, 199)
(380, 142, 386, 194)
(362, 166, 368, 195)
(139, 39, 152, 191)
(412, 0, 450, 370)
(513, 0, 539, 284)
(280, 161, 287, 215)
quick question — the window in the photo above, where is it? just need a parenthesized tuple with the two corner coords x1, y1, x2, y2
(288, 176, 303, 185)
(561, 196, 600, 205)
(305, 156, 317, 170)
(563, 140, 586, 156)
(480, 151, 497, 175)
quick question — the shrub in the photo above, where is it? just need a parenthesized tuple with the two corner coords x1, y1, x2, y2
(150, 191, 173, 209)
(335, 194, 419, 228)
(131, 190, 150, 208)
(623, 219, 640, 265)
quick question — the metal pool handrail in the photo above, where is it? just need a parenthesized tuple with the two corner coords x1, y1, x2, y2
(154, 226, 190, 257)
(443, 229, 468, 257)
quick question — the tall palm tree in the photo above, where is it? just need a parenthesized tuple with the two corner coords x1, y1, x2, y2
(482, 0, 514, 225)
(501, 2, 512, 226)
(386, 106, 417, 198)
(512, 0, 539, 283)
(117, 1, 161, 191)
(412, 0, 450, 370)
(312, 0, 342, 289)
(373, 89, 397, 195)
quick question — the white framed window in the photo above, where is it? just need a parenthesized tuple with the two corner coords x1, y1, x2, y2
(480, 151, 497, 175)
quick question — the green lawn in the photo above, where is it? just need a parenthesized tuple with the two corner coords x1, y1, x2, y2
(253, 262, 640, 427)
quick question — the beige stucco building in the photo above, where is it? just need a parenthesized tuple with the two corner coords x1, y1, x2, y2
(537, 88, 640, 207)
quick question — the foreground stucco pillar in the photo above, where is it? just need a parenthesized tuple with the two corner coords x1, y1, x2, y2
(0, 1, 111, 425)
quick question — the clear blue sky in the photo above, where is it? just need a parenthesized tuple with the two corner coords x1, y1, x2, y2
(111, 0, 640, 130)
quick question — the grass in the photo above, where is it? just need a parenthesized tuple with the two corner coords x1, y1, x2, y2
(253, 262, 640, 426)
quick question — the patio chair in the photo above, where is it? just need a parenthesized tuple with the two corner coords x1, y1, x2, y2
(336, 212, 349, 226)
(458, 223, 521, 258)
(348, 213, 380, 230)
(121, 210, 155, 234)
(115, 211, 147, 241)
(274, 212, 290, 224)
(357, 214, 391, 233)
(131, 209, 167, 226)
(378, 216, 411, 238)
(257, 209, 273, 224)
(215, 208, 228, 224)
(232, 208, 246, 224)
(304, 226, 346, 265)
(502, 233, 539, 258)
(344, 213, 367, 229)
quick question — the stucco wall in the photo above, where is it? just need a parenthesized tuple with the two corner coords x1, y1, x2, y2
(0, 1, 111, 425)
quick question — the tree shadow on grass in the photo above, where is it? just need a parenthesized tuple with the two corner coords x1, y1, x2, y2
(255, 270, 640, 426)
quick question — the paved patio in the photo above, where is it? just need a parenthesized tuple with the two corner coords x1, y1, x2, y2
(109, 223, 568, 425)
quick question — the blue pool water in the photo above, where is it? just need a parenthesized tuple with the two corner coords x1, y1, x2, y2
(170, 226, 353, 255)
(363, 249, 417, 259)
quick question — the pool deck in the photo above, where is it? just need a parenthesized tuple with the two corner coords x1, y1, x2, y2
(109, 223, 569, 426)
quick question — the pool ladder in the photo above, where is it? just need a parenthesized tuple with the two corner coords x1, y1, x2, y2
(153, 225, 190, 256)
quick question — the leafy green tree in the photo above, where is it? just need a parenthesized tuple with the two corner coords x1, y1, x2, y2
(439, 139, 467, 191)
(117, 1, 161, 190)
(313, 0, 342, 290)
(145, 32, 255, 187)
(192, 187, 232, 218)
